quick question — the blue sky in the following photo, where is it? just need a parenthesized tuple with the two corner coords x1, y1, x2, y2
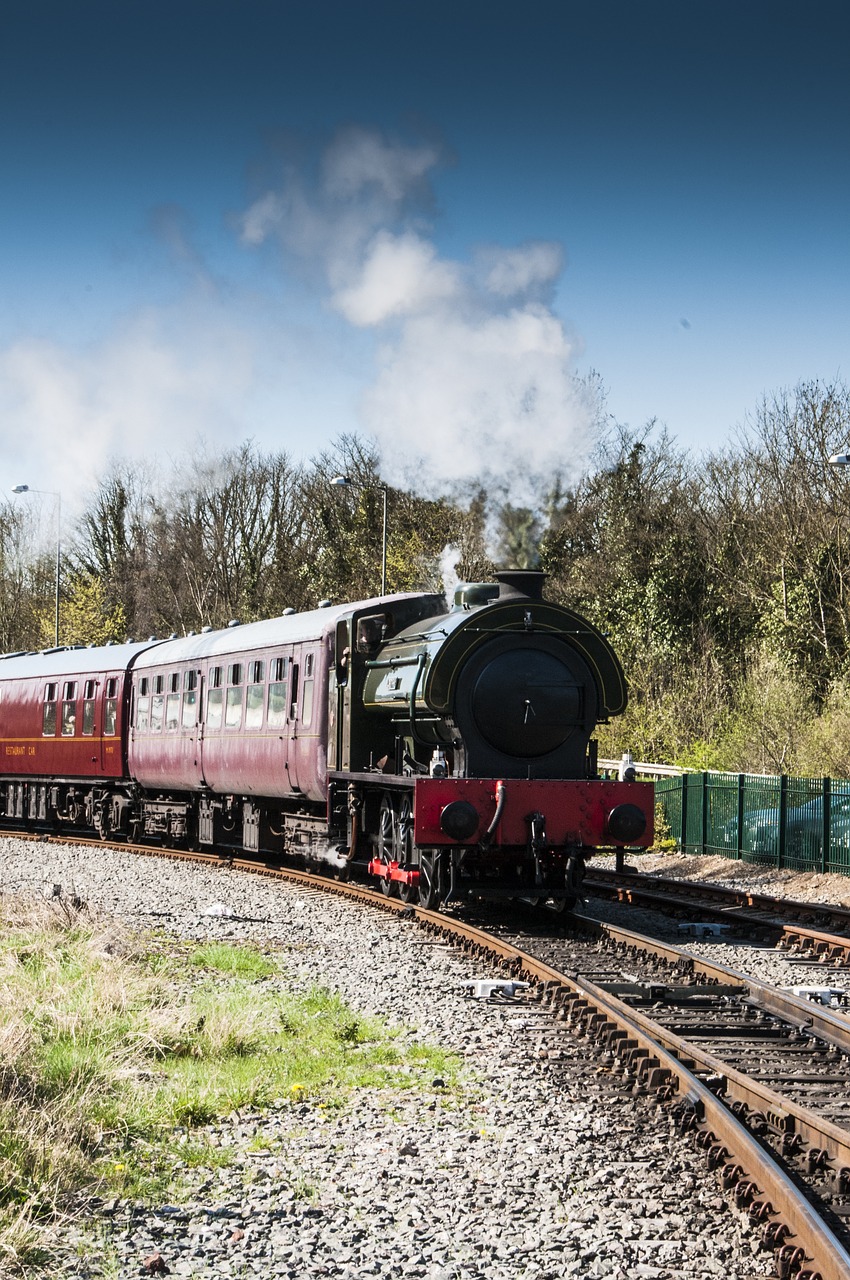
(1, 0, 849, 509)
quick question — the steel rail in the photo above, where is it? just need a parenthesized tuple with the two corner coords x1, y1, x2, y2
(574, 913, 850, 1171)
(585, 868, 850, 963)
(4, 833, 850, 1277)
(224, 861, 850, 1278)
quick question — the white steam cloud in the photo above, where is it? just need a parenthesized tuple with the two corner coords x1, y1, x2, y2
(1, 125, 591, 512)
(239, 125, 592, 498)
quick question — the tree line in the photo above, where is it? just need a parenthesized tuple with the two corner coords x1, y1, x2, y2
(4, 380, 850, 779)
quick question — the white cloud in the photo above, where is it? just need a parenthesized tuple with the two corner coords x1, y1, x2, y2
(322, 126, 441, 203)
(1, 125, 592, 523)
(237, 126, 592, 497)
(333, 231, 461, 326)
(361, 307, 588, 496)
(0, 301, 262, 512)
(478, 241, 565, 299)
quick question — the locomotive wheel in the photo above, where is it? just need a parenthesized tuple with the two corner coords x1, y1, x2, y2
(547, 897, 576, 914)
(378, 794, 397, 897)
(396, 794, 416, 903)
(418, 850, 443, 910)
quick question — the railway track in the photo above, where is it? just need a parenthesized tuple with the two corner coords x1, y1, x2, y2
(585, 867, 850, 965)
(8, 829, 850, 1278)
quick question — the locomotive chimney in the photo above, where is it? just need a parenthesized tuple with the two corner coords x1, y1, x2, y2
(494, 570, 547, 601)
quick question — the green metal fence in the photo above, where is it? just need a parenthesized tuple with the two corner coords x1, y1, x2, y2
(655, 772, 850, 874)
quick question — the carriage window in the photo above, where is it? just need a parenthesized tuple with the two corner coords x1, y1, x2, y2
(61, 681, 77, 736)
(225, 684, 243, 729)
(246, 681, 264, 729)
(163, 672, 180, 730)
(228, 663, 242, 686)
(182, 670, 198, 728)
(165, 691, 180, 730)
(82, 680, 96, 736)
(206, 687, 223, 729)
(139, 677, 149, 696)
(268, 657, 287, 727)
(136, 694, 150, 732)
(104, 678, 118, 736)
(42, 682, 57, 736)
(150, 693, 164, 732)
(154, 674, 164, 694)
(290, 663, 299, 720)
(301, 652, 315, 727)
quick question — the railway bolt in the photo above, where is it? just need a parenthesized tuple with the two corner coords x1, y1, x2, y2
(805, 1147, 831, 1175)
(747, 1198, 775, 1224)
(763, 1221, 791, 1249)
(720, 1163, 746, 1191)
(775, 1245, 808, 1278)
(733, 1179, 760, 1210)
(706, 1142, 730, 1171)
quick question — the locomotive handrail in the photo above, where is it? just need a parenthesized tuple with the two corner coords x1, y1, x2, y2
(407, 652, 428, 746)
(364, 655, 425, 668)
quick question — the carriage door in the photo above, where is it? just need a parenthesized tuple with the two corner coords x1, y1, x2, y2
(328, 619, 351, 771)
(100, 676, 119, 774)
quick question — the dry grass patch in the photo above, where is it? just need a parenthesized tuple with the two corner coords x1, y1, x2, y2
(0, 894, 457, 1274)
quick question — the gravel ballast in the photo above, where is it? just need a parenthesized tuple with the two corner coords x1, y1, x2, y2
(1, 837, 776, 1279)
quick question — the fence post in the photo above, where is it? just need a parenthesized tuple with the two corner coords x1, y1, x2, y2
(778, 774, 787, 870)
(701, 772, 708, 855)
(823, 775, 831, 874)
(736, 774, 744, 861)
(680, 773, 688, 852)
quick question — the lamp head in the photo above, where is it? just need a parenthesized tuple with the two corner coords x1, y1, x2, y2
(330, 475, 350, 488)
(11, 484, 29, 493)
(830, 455, 850, 466)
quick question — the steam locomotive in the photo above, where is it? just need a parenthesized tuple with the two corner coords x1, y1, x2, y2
(0, 570, 653, 909)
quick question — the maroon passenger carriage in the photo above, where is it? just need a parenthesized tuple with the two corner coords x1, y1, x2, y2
(0, 641, 154, 835)
(0, 572, 654, 910)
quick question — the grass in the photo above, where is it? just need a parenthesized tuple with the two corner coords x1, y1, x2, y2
(0, 897, 459, 1274)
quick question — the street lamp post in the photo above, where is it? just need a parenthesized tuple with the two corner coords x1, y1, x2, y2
(12, 484, 61, 647)
(330, 476, 388, 597)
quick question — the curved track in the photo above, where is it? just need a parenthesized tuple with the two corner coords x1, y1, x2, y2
(586, 866, 850, 964)
(8, 831, 850, 1279)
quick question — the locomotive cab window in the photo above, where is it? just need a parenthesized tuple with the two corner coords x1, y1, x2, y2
(82, 680, 96, 736)
(335, 620, 350, 686)
(356, 613, 388, 653)
(61, 681, 77, 736)
(104, 678, 118, 736)
(267, 656, 287, 727)
(42, 682, 57, 736)
(246, 659, 265, 730)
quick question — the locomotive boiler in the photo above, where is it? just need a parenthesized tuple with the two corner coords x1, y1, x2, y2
(0, 570, 653, 910)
